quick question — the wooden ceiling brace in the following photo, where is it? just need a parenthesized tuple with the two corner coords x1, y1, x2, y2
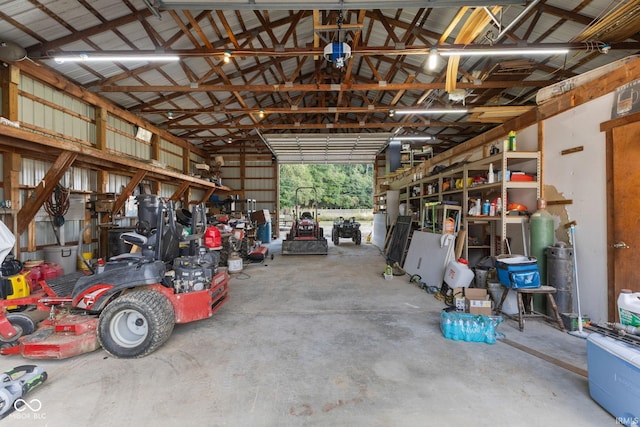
(199, 188, 216, 204)
(17, 151, 77, 236)
(169, 181, 191, 202)
(110, 170, 148, 221)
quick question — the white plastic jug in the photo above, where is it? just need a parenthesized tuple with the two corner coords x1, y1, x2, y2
(444, 258, 474, 288)
(618, 289, 640, 327)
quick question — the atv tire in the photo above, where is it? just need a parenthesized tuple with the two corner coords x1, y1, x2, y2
(332, 229, 339, 245)
(98, 289, 175, 358)
(354, 229, 362, 245)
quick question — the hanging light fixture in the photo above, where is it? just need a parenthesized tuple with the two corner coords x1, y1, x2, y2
(427, 47, 438, 70)
(323, 10, 351, 70)
(324, 42, 352, 69)
(223, 50, 231, 63)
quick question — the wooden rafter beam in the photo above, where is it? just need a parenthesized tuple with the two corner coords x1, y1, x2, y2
(169, 121, 490, 131)
(105, 79, 553, 93)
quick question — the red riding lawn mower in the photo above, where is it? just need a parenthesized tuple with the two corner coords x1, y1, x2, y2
(0, 196, 229, 359)
(282, 187, 328, 255)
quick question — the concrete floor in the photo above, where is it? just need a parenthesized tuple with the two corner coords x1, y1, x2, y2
(1, 229, 614, 426)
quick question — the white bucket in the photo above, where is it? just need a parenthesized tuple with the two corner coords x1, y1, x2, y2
(228, 254, 243, 274)
(618, 289, 640, 327)
(488, 281, 518, 315)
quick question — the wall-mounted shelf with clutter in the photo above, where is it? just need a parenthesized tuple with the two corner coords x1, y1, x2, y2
(463, 150, 541, 263)
(383, 148, 540, 266)
(400, 145, 434, 169)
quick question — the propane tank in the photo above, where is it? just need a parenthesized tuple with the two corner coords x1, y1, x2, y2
(529, 199, 554, 285)
(227, 252, 243, 274)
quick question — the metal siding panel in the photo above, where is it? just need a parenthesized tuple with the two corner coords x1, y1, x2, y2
(190, 189, 206, 202)
(245, 167, 274, 179)
(108, 174, 131, 194)
(19, 96, 33, 124)
(160, 184, 179, 199)
(53, 108, 64, 134)
(223, 179, 242, 189)
(223, 168, 241, 179)
(244, 178, 269, 191)
(190, 152, 205, 163)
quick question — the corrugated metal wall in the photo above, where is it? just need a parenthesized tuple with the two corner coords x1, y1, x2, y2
(5, 72, 219, 263)
(160, 138, 183, 170)
(107, 115, 149, 159)
(16, 157, 97, 261)
(19, 75, 95, 143)
(212, 147, 278, 212)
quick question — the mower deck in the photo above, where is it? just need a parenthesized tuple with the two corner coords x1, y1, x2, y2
(0, 271, 230, 359)
(282, 238, 329, 255)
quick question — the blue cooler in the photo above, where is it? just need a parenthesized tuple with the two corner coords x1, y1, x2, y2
(587, 333, 640, 426)
(495, 255, 540, 289)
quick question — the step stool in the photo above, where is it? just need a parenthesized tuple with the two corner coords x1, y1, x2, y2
(495, 285, 566, 332)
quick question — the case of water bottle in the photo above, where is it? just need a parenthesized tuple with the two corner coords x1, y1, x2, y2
(440, 310, 503, 344)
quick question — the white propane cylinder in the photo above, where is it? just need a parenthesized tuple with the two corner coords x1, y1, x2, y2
(228, 253, 243, 274)
(444, 258, 474, 288)
(618, 289, 640, 327)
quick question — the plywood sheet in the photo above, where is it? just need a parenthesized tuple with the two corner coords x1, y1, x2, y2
(403, 231, 455, 288)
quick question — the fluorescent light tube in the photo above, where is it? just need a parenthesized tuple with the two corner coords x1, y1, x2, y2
(394, 108, 468, 115)
(391, 135, 433, 141)
(440, 48, 569, 57)
(53, 55, 180, 63)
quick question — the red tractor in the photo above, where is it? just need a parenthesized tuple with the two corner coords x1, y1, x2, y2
(282, 187, 328, 255)
(0, 197, 229, 359)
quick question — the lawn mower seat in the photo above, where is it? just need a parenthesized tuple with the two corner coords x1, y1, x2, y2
(301, 211, 313, 220)
(109, 232, 148, 261)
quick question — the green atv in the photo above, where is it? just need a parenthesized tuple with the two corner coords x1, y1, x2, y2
(332, 217, 362, 246)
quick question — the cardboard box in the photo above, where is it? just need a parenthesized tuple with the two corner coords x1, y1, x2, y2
(465, 288, 492, 315)
(94, 200, 115, 212)
(251, 209, 271, 224)
(470, 299, 493, 316)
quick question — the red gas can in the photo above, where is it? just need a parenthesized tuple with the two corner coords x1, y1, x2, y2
(25, 266, 42, 287)
(204, 226, 222, 249)
(40, 262, 63, 279)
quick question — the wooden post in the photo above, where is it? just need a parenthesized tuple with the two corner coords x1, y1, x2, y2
(0, 65, 19, 121)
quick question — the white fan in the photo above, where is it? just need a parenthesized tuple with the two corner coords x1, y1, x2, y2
(0, 40, 27, 62)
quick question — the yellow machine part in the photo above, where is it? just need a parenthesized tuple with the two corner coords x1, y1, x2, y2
(4, 272, 31, 309)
